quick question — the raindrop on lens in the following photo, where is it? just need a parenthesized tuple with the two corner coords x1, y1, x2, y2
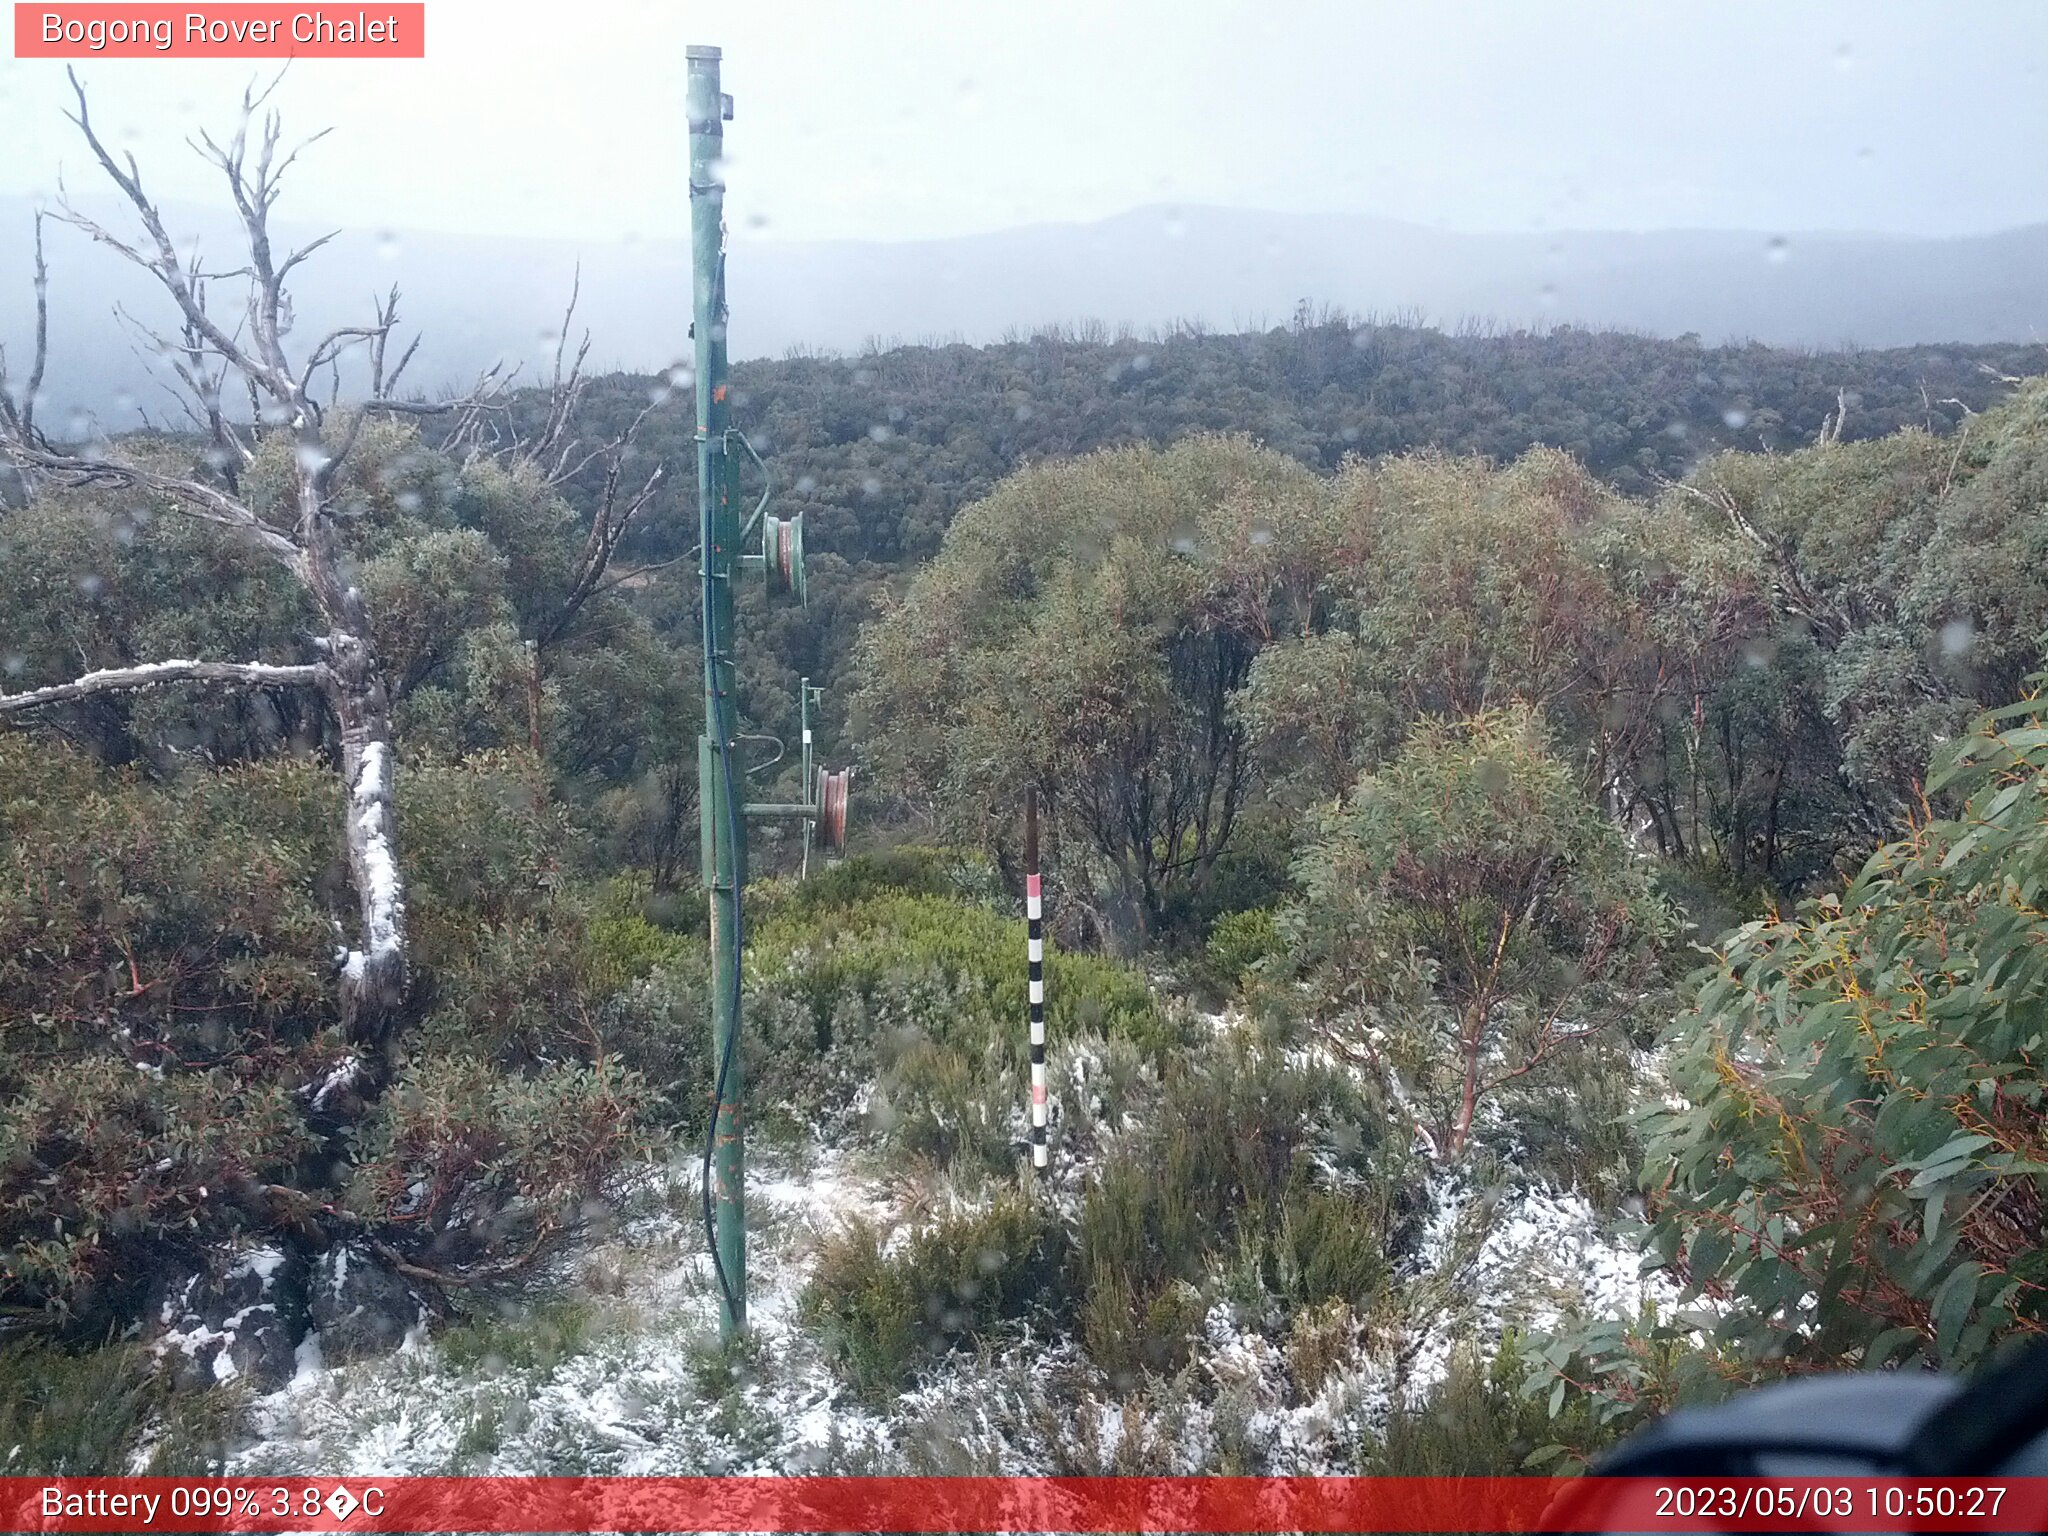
(1940, 618, 1976, 657)
(1766, 236, 1789, 264)
(1724, 409, 1750, 430)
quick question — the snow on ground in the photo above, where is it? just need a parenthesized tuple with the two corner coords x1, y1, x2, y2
(1394, 1174, 1680, 1406)
(223, 1007, 1677, 1477)
(232, 1145, 898, 1478)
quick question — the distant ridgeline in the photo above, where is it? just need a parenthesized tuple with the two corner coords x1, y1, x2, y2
(507, 319, 2048, 569)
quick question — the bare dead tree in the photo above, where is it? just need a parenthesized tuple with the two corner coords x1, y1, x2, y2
(0, 72, 506, 1073)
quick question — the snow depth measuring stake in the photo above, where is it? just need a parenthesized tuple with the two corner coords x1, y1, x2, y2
(1026, 790, 1048, 1171)
(688, 43, 848, 1340)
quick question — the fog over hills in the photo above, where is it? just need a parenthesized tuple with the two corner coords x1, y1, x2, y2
(2, 195, 2041, 426)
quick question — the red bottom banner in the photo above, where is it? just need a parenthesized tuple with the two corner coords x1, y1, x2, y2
(5, 1475, 2047, 1534)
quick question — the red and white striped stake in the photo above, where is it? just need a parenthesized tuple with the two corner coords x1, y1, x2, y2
(1025, 788, 1047, 1172)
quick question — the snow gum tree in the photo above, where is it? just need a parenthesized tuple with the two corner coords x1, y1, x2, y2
(1277, 707, 1674, 1172)
(0, 78, 671, 1326)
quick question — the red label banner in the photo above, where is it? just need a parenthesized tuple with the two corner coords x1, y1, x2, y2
(13, 4, 424, 57)
(4, 1476, 2048, 1533)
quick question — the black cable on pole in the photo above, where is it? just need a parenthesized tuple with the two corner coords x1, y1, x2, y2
(698, 389, 744, 1326)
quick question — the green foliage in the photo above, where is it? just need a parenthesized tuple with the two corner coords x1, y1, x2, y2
(1661, 380, 2048, 854)
(745, 864, 1173, 1167)
(345, 1055, 652, 1266)
(0, 732, 675, 1321)
(1372, 1333, 1629, 1476)
(854, 435, 1322, 945)
(0, 1337, 247, 1475)
(1639, 688, 2048, 1375)
(435, 1294, 599, 1378)
(1075, 1039, 1408, 1383)
(0, 740, 337, 1314)
(801, 1192, 1068, 1403)
(0, 1339, 156, 1474)
(1202, 907, 1283, 997)
(1277, 708, 1672, 1173)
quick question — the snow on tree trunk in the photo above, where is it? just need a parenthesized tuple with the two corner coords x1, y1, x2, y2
(324, 624, 407, 1052)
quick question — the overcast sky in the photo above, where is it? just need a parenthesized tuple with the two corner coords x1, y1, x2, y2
(0, 0, 2044, 245)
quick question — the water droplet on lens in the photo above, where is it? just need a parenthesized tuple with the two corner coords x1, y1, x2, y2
(1940, 618, 1976, 656)
(1724, 409, 1750, 429)
(1766, 236, 1789, 264)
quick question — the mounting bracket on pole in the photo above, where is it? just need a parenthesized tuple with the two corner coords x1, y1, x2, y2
(742, 675, 851, 870)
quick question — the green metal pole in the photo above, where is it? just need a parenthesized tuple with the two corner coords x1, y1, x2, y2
(688, 42, 745, 1340)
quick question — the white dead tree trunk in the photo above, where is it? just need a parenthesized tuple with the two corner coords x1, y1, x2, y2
(0, 73, 502, 1064)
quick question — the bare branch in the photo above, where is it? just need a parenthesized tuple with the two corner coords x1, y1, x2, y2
(0, 658, 325, 718)
(538, 457, 666, 649)
(524, 267, 591, 475)
(22, 212, 47, 437)
(60, 67, 290, 402)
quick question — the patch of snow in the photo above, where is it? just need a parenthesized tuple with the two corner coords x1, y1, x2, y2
(291, 1330, 326, 1388)
(229, 1246, 289, 1288)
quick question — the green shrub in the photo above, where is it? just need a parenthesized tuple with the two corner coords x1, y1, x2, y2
(584, 873, 701, 991)
(1628, 688, 2048, 1376)
(1371, 1333, 1625, 1476)
(801, 1192, 1068, 1403)
(1201, 907, 1283, 997)
(750, 847, 1002, 928)
(0, 1337, 248, 1475)
(752, 890, 1168, 1060)
(1074, 1039, 1409, 1381)
(1268, 1188, 1389, 1311)
(1284, 1298, 1359, 1397)
(1078, 1269, 1207, 1385)
(345, 1056, 653, 1273)
(745, 869, 1180, 1173)
(435, 1295, 598, 1378)
(0, 1339, 154, 1474)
